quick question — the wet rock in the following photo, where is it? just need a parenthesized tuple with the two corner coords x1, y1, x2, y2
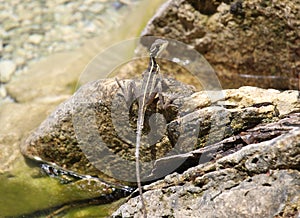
(142, 0, 300, 89)
(0, 60, 16, 83)
(14, 56, 26, 68)
(3, 44, 14, 53)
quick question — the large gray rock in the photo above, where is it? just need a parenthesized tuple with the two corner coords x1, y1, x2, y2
(142, 0, 300, 90)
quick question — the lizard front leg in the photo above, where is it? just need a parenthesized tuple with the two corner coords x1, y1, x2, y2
(115, 78, 137, 109)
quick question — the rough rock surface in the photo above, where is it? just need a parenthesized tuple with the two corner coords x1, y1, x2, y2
(20, 77, 195, 185)
(113, 121, 300, 217)
(142, 0, 300, 90)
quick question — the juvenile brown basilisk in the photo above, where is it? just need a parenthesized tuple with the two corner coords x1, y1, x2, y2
(116, 39, 168, 217)
(135, 39, 168, 217)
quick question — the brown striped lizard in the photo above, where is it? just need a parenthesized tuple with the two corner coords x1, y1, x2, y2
(117, 39, 169, 217)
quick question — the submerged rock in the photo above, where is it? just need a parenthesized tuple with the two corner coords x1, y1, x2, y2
(142, 0, 300, 89)
(0, 60, 16, 83)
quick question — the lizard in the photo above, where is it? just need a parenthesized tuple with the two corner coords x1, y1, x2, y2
(116, 38, 169, 217)
(135, 39, 169, 217)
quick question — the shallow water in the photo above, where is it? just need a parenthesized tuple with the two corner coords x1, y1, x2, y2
(0, 155, 128, 217)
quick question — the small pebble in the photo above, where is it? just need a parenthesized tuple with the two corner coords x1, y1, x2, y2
(0, 85, 7, 98)
(28, 34, 43, 45)
(0, 39, 3, 52)
(3, 44, 14, 53)
(89, 3, 105, 13)
(15, 57, 26, 67)
(112, 1, 125, 10)
(0, 60, 16, 83)
(3, 20, 20, 31)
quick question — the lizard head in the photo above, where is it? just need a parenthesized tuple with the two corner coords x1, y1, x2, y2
(149, 39, 169, 58)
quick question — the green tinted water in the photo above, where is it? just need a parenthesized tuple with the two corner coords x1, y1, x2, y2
(0, 158, 117, 217)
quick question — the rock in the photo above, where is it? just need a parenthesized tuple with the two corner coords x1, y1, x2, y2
(14, 56, 25, 67)
(149, 113, 300, 180)
(223, 86, 300, 116)
(0, 99, 130, 217)
(5, 51, 82, 102)
(28, 34, 43, 45)
(0, 60, 16, 83)
(3, 19, 20, 31)
(89, 3, 105, 13)
(0, 98, 68, 174)
(112, 126, 300, 217)
(21, 77, 195, 185)
(141, 0, 300, 90)
(0, 85, 7, 99)
(0, 39, 3, 53)
(20, 75, 299, 185)
(3, 44, 14, 53)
